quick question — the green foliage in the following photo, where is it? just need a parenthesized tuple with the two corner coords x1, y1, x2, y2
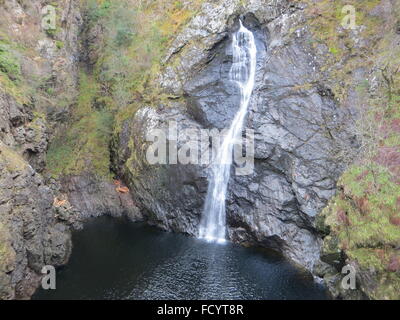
(45, 27, 58, 38)
(0, 42, 21, 81)
(347, 248, 400, 299)
(0, 39, 28, 104)
(303, 0, 383, 102)
(46, 0, 203, 179)
(56, 40, 64, 49)
(328, 47, 339, 55)
(111, 6, 136, 47)
(309, 0, 400, 298)
(98, 1, 202, 132)
(321, 162, 400, 299)
(114, 25, 134, 47)
(323, 162, 400, 257)
(86, 0, 111, 24)
(46, 72, 113, 178)
(46, 87, 55, 96)
(347, 249, 385, 271)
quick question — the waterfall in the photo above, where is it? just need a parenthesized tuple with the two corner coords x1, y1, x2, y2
(198, 20, 257, 243)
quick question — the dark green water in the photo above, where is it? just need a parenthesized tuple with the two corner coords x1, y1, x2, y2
(33, 216, 328, 300)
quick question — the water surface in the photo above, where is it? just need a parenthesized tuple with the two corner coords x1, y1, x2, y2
(34, 217, 328, 300)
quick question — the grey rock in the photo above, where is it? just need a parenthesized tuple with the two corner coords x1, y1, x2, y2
(60, 174, 141, 223)
(0, 142, 72, 299)
(0, 0, 83, 299)
(114, 0, 358, 272)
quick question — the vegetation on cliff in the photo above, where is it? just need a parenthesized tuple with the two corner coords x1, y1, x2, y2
(303, 0, 400, 299)
(46, 0, 204, 178)
(0, 35, 28, 105)
(46, 72, 113, 178)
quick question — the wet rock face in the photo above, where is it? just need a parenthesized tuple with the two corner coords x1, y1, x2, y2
(115, 1, 358, 271)
(60, 174, 141, 223)
(226, 16, 358, 268)
(0, 142, 72, 300)
(185, 16, 268, 130)
(113, 106, 208, 236)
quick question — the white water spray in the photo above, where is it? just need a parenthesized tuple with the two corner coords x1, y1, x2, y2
(198, 20, 257, 243)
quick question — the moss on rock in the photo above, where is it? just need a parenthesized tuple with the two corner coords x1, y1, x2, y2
(306, 0, 400, 299)
(46, 72, 113, 178)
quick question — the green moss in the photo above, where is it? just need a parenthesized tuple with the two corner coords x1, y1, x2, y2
(302, 0, 384, 102)
(371, 272, 400, 300)
(82, 0, 204, 130)
(328, 47, 340, 55)
(0, 143, 27, 172)
(315, 212, 330, 236)
(0, 41, 21, 81)
(0, 37, 31, 104)
(384, 133, 400, 148)
(315, 0, 400, 242)
(45, 28, 58, 38)
(48, 0, 204, 179)
(347, 248, 400, 299)
(0, 73, 29, 105)
(55, 40, 64, 50)
(86, 0, 112, 25)
(321, 160, 400, 297)
(46, 72, 113, 178)
(329, 164, 400, 248)
(347, 248, 384, 271)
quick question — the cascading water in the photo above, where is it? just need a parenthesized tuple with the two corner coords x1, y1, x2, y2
(198, 20, 257, 243)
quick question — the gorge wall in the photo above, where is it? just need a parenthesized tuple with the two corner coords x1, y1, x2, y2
(0, 0, 138, 299)
(0, 0, 81, 299)
(113, 0, 400, 299)
(0, 0, 399, 299)
(113, 3, 358, 271)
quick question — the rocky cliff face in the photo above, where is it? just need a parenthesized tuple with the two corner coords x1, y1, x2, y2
(1, 0, 399, 300)
(0, 0, 142, 298)
(0, 141, 71, 299)
(113, 0, 358, 271)
(0, 0, 83, 299)
(113, 0, 400, 299)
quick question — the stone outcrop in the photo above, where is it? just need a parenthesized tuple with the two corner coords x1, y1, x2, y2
(60, 174, 141, 222)
(0, 0, 144, 299)
(0, 0, 83, 299)
(0, 141, 71, 299)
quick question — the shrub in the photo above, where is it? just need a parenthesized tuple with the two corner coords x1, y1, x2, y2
(0, 43, 21, 81)
(86, 0, 111, 24)
(46, 72, 114, 178)
(55, 40, 64, 49)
